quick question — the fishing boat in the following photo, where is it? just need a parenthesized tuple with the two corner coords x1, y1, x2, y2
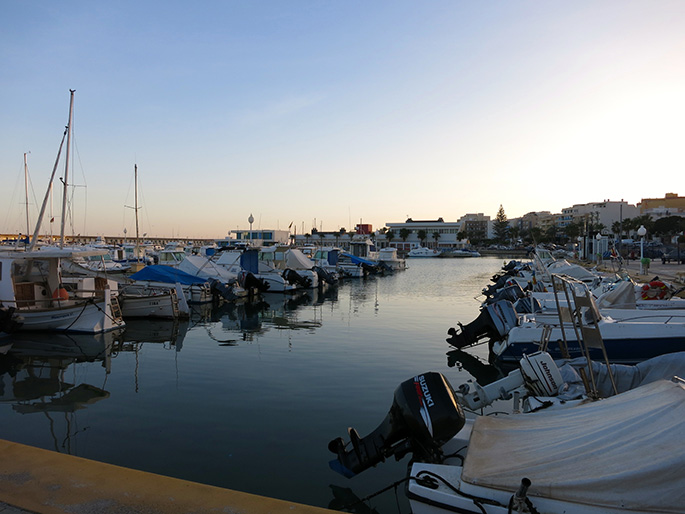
(0, 248, 125, 333)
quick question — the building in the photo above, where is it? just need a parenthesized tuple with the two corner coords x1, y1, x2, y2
(223, 228, 291, 247)
(560, 200, 639, 233)
(381, 218, 465, 251)
(457, 213, 491, 242)
(638, 193, 685, 220)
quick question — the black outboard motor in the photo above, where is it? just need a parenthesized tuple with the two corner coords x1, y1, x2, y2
(238, 271, 270, 293)
(514, 296, 542, 314)
(446, 300, 519, 349)
(282, 269, 312, 288)
(208, 278, 239, 302)
(328, 372, 465, 478)
(482, 274, 517, 298)
(313, 265, 338, 285)
(484, 283, 525, 305)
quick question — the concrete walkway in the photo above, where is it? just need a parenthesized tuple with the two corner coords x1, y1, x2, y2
(0, 439, 335, 514)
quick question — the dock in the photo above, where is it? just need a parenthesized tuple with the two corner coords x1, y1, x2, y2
(0, 439, 335, 514)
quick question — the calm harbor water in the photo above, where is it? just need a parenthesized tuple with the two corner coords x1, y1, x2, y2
(0, 257, 506, 513)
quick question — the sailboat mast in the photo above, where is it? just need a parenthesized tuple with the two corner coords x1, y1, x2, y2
(24, 152, 30, 239)
(134, 164, 140, 258)
(60, 89, 75, 249)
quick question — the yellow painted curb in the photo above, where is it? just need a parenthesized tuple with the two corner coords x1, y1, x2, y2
(0, 439, 335, 514)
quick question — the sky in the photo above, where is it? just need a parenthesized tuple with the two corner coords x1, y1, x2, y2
(2, 1, 684, 240)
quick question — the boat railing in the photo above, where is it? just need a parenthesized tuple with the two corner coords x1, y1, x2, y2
(545, 274, 619, 398)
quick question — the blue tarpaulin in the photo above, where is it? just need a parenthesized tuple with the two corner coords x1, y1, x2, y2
(129, 265, 208, 285)
(342, 253, 376, 266)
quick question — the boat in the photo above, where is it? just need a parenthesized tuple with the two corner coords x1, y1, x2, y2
(0, 248, 125, 333)
(215, 248, 303, 293)
(438, 248, 482, 258)
(407, 247, 441, 258)
(448, 275, 685, 370)
(118, 284, 188, 319)
(376, 247, 406, 270)
(127, 265, 213, 304)
(329, 310, 685, 514)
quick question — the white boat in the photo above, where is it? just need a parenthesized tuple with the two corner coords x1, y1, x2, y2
(118, 284, 189, 319)
(0, 249, 125, 333)
(407, 247, 441, 258)
(329, 346, 685, 513)
(126, 264, 213, 304)
(438, 248, 482, 258)
(376, 247, 406, 270)
(215, 249, 302, 293)
(156, 242, 188, 266)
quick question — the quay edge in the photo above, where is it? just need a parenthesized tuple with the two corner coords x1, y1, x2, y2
(0, 439, 336, 514)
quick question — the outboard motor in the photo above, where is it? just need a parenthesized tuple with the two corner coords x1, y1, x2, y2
(313, 265, 338, 285)
(484, 283, 525, 305)
(328, 372, 465, 478)
(446, 300, 519, 349)
(282, 269, 312, 288)
(514, 296, 542, 314)
(208, 278, 239, 302)
(482, 275, 517, 298)
(238, 271, 270, 293)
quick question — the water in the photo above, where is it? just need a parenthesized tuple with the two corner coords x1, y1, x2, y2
(0, 257, 506, 513)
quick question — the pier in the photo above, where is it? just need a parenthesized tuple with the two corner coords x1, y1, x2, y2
(0, 439, 334, 514)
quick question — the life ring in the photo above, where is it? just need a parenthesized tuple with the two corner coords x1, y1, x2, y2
(641, 281, 668, 300)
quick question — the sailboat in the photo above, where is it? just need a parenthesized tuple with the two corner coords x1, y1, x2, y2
(0, 90, 125, 333)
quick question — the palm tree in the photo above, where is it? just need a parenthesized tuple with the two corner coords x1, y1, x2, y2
(432, 231, 440, 249)
(386, 229, 395, 247)
(399, 228, 411, 243)
(417, 229, 427, 247)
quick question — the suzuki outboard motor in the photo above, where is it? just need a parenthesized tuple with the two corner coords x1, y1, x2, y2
(328, 372, 465, 478)
(446, 300, 519, 349)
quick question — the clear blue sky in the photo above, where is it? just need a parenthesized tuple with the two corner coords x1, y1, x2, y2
(2, 1, 684, 239)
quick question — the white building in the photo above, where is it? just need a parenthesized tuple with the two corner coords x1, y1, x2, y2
(560, 200, 639, 233)
(380, 218, 466, 251)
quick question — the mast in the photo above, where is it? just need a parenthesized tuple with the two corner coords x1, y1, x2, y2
(134, 164, 140, 260)
(23, 152, 30, 240)
(60, 89, 75, 248)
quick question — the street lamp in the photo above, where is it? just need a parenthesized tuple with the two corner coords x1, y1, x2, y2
(577, 236, 583, 259)
(638, 225, 647, 274)
(248, 213, 254, 246)
(595, 232, 602, 263)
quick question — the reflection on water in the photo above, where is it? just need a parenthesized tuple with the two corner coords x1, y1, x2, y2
(446, 348, 503, 386)
(0, 258, 506, 512)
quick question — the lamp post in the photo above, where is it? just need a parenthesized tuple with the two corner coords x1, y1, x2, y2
(248, 213, 254, 247)
(577, 236, 583, 259)
(595, 232, 602, 263)
(638, 225, 647, 275)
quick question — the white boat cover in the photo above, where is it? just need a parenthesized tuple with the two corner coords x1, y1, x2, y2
(178, 255, 235, 282)
(285, 249, 314, 270)
(596, 280, 637, 310)
(462, 379, 685, 512)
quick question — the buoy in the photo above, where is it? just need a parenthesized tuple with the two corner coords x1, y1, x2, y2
(52, 285, 69, 301)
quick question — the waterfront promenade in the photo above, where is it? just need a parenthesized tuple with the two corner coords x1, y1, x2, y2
(0, 439, 335, 514)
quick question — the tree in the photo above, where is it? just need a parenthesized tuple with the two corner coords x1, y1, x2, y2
(399, 228, 410, 242)
(653, 216, 685, 239)
(493, 205, 509, 243)
(417, 229, 427, 246)
(386, 229, 395, 245)
(564, 222, 581, 241)
(432, 231, 440, 248)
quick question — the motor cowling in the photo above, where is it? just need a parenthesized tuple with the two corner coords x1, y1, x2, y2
(446, 300, 519, 349)
(328, 372, 465, 478)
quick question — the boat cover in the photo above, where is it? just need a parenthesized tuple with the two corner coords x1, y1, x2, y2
(129, 265, 207, 285)
(596, 280, 637, 310)
(462, 379, 685, 511)
(285, 249, 314, 270)
(179, 255, 236, 282)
